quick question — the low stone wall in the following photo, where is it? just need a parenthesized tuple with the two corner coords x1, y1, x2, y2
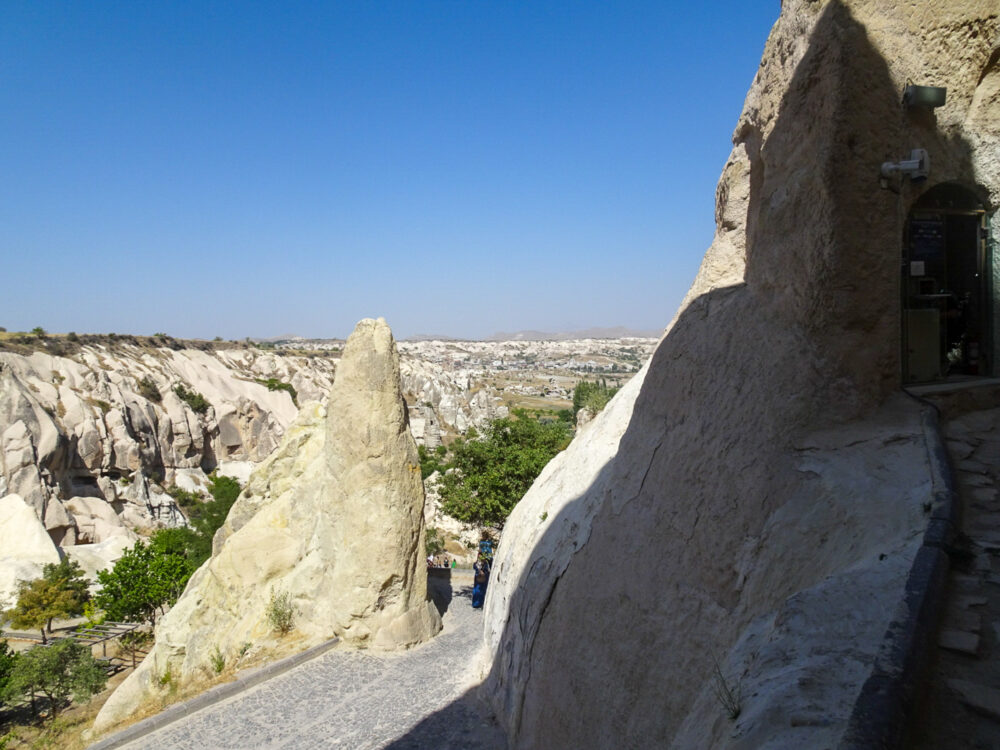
(840, 403, 958, 749)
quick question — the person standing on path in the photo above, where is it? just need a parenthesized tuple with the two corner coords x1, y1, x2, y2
(472, 553, 490, 608)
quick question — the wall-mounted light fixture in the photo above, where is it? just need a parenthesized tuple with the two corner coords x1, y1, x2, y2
(903, 84, 947, 109)
(881, 149, 930, 185)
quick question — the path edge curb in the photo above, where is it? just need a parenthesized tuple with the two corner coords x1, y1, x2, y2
(85, 636, 340, 750)
(838, 402, 957, 749)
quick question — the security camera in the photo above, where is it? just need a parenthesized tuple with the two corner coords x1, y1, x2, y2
(881, 149, 930, 182)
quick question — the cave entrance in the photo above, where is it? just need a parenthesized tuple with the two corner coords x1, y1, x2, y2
(902, 183, 995, 384)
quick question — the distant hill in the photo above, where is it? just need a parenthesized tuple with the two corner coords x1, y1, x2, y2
(485, 326, 661, 341)
(405, 333, 462, 342)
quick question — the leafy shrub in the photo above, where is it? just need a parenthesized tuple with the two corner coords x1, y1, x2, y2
(66, 331, 78, 342)
(31, 327, 46, 337)
(78, 601, 105, 630)
(173, 383, 209, 414)
(159, 475, 243, 568)
(138, 376, 161, 402)
(417, 445, 447, 480)
(256, 377, 298, 406)
(266, 590, 295, 635)
(210, 645, 225, 674)
(572, 379, 619, 418)
(157, 665, 175, 689)
(166, 485, 202, 508)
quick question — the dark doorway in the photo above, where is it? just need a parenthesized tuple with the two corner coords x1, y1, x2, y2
(902, 183, 992, 383)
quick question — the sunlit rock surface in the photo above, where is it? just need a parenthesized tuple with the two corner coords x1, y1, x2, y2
(92, 318, 440, 735)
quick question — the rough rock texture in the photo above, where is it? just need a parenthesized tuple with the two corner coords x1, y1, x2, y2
(92, 319, 440, 735)
(479, 1, 1000, 748)
(0, 494, 61, 609)
(0, 345, 336, 604)
(400, 358, 509, 434)
(0, 346, 336, 542)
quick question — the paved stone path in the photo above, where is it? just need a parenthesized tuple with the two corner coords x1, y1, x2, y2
(115, 574, 505, 750)
(913, 404, 1000, 749)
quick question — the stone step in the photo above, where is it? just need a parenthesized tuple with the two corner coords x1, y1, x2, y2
(944, 608, 982, 634)
(948, 679, 1000, 722)
(955, 595, 989, 608)
(940, 629, 981, 656)
(959, 459, 991, 474)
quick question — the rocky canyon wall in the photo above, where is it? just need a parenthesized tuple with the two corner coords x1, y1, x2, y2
(479, 1, 1000, 747)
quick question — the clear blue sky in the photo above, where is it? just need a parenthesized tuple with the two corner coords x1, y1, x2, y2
(1, 1, 777, 340)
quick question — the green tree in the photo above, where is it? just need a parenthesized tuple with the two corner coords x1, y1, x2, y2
(1, 640, 106, 718)
(156, 474, 243, 569)
(95, 540, 193, 626)
(3, 560, 90, 643)
(186, 474, 241, 554)
(0, 635, 16, 706)
(417, 445, 447, 480)
(43, 559, 90, 612)
(439, 411, 572, 528)
(572, 379, 620, 418)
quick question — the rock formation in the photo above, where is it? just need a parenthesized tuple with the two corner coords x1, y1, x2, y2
(478, 1, 1000, 748)
(0, 344, 336, 605)
(92, 318, 440, 735)
(0, 493, 61, 609)
(0, 346, 336, 538)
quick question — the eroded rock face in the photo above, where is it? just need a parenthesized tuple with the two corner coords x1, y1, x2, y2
(324, 319, 441, 648)
(92, 318, 440, 735)
(0, 494, 61, 609)
(479, 1, 1000, 748)
(0, 346, 336, 544)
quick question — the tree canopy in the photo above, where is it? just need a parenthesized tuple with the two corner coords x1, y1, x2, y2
(3, 559, 91, 642)
(94, 539, 193, 626)
(0, 635, 16, 706)
(1, 639, 106, 718)
(572, 378, 619, 418)
(438, 410, 572, 528)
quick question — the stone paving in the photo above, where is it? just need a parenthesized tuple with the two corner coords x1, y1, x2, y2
(113, 574, 505, 750)
(913, 404, 1000, 749)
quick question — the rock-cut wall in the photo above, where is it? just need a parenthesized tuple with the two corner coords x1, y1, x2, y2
(479, 1, 1000, 748)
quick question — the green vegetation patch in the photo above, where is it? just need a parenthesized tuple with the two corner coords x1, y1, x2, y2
(572, 378, 620, 417)
(137, 375, 161, 402)
(255, 377, 298, 406)
(173, 383, 210, 414)
(437, 410, 572, 528)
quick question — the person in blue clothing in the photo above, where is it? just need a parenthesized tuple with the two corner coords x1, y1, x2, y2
(471, 551, 490, 609)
